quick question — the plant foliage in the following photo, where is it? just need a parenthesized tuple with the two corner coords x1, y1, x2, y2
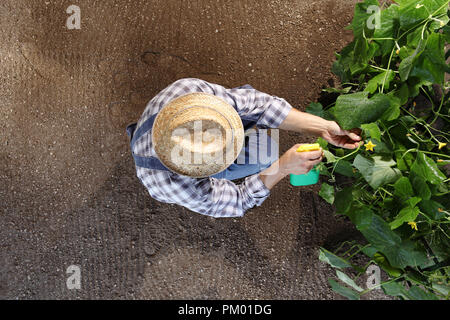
(313, 0, 450, 300)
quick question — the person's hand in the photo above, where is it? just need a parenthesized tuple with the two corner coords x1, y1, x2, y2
(279, 144, 324, 176)
(322, 121, 362, 149)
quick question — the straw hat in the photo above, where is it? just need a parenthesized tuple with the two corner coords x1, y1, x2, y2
(152, 93, 244, 178)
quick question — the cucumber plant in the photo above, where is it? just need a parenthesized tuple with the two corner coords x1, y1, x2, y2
(311, 0, 450, 300)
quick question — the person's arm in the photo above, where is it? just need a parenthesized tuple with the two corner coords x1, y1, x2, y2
(278, 108, 331, 135)
(279, 108, 362, 149)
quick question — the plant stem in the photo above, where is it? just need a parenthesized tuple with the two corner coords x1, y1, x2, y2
(380, 187, 393, 197)
(381, 48, 395, 92)
(330, 145, 362, 177)
(348, 244, 370, 259)
(368, 37, 396, 41)
(369, 64, 398, 73)
(402, 148, 450, 159)
(430, 85, 446, 125)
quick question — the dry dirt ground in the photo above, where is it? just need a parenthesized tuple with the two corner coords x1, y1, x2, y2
(0, 0, 389, 299)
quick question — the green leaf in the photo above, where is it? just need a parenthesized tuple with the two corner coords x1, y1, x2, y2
(444, 25, 450, 43)
(362, 246, 378, 258)
(328, 279, 360, 300)
(350, 61, 369, 76)
(323, 150, 336, 164)
(319, 248, 352, 269)
(407, 77, 427, 98)
(374, 252, 403, 277)
(408, 285, 439, 300)
(388, 197, 422, 230)
(354, 37, 370, 64)
(411, 152, 446, 185)
(336, 270, 364, 292)
(361, 122, 382, 141)
(371, 139, 393, 154)
(316, 137, 328, 149)
(405, 197, 422, 208)
(405, 269, 428, 284)
(373, 4, 400, 55)
(399, 38, 426, 81)
(332, 58, 349, 83)
(383, 94, 401, 121)
(410, 33, 447, 84)
(330, 92, 391, 130)
(306, 102, 325, 118)
(426, 231, 450, 261)
(353, 154, 401, 189)
(349, 0, 380, 39)
(383, 239, 429, 269)
(334, 160, 358, 177)
(407, 23, 428, 48)
(394, 83, 410, 105)
(410, 173, 431, 200)
(382, 281, 410, 299)
(398, 0, 449, 30)
(334, 187, 354, 214)
(393, 176, 414, 198)
(347, 207, 402, 250)
(322, 87, 352, 94)
(319, 183, 335, 204)
(316, 162, 331, 177)
(351, 209, 428, 269)
(395, 143, 415, 170)
(432, 281, 450, 297)
(418, 199, 445, 220)
(365, 70, 395, 94)
(389, 205, 420, 230)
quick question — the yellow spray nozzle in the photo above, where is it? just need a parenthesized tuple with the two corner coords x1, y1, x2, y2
(296, 143, 321, 153)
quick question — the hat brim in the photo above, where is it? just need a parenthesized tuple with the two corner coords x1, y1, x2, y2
(151, 93, 244, 178)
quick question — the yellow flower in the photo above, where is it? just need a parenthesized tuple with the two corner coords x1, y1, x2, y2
(408, 221, 418, 231)
(437, 159, 444, 163)
(438, 208, 444, 213)
(438, 142, 447, 150)
(396, 49, 400, 55)
(364, 140, 377, 152)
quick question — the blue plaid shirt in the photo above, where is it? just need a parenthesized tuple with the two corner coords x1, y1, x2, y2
(133, 78, 292, 218)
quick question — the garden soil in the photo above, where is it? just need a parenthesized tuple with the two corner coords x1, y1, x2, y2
(0, 0, 389, 299)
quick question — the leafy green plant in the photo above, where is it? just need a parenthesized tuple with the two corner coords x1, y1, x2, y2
(311, 0, 450, 300)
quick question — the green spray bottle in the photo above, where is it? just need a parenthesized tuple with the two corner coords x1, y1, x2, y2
(289, 143, 321, 186)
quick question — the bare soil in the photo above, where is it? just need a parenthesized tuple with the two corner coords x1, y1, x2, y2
(0, 0, 389, 299)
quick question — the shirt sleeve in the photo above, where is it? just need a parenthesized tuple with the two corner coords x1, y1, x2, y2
(166, 78, 293, 129)
(137, 168, 271, 218)
(205, 174, 271, 218)
(222, 85, 293, 129)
